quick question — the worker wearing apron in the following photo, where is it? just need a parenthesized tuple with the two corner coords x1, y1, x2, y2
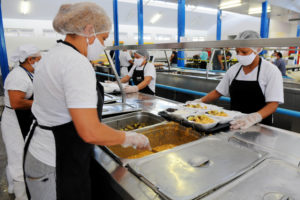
(23, 3, 150, 200)
(121, 49, 156, 95)
(1, 44, 41, 200)
(187, 30, 284, 130)
(119, 49, 133, 77)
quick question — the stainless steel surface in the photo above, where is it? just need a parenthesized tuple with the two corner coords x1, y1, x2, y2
(95, 93, 300, 200)
(102, 111, 166, 131)
(128, 136, 267, 200)
(93, 147, 161, 200)
(105, 38, 300, 51)
(164, 50, 170, 71)
(104, 50, 126, 103)
(102, 102, 141, 116)
(104, 93, 118, 104)
(229, 125, 300, 165)
(204, 159, 300, 200)
(107, 122, 203, 162)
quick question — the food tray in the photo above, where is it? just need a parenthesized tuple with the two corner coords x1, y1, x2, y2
(102, 111, 166, 131)
(105, 122, 205, 164)
(159, 111, 230, 134)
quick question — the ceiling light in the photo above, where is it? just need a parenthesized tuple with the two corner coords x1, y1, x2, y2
(248, 6, 271, 15)
(220, 0, 242, 10)
(20, 0, 30, 15)
(150, 13, 162, 24)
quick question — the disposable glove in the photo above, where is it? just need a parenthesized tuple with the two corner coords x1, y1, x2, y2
(185, 98, 203, 105)
(124, 85, 139, 93)
(230, 112, 262, 130)
(122, 131, 151, 150)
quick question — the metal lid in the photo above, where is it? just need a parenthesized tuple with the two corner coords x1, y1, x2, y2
(129, 137, 266, 200)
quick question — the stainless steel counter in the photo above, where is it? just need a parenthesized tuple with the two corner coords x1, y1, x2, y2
(94, 93, 300, 200)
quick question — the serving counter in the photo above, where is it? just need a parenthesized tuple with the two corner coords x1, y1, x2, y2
(93, 93, 300, 200)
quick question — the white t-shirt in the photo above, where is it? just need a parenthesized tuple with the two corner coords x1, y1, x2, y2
(28, 43, 98, 166)
(4, 66, 33, 107)
(119, 51, 132, 67)
(216, 58, 284, 104)
(128, 62, 156, 93)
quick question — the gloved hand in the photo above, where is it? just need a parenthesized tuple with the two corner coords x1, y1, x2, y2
(124, 85, 139, 93)
(230, 112, 262, 130)
(122, 131, 151, 150)
(185, 98, 203, 105)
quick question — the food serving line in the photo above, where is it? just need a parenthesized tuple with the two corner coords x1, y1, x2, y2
(94, 92, 300, 200)
(92, 39, 300, 199)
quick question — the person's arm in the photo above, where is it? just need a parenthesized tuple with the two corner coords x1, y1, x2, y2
(201, 90, 223, 103)
(170, 53, 174, 62)
(136, 76, 152, 90)
(69, 108, 125, 145)
(218, 54, 224, 70)
(120, 75, 131, 83)
(8, 90, 33, 109)
(257, 102, 279, 119)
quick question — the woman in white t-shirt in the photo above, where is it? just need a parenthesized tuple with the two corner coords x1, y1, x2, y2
(23, 3, 150, 200)
(188, 30, 284, 130)
(121, 49, 156, 95)
(1, 44, 41, 200)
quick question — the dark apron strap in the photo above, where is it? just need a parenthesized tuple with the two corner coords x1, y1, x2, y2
(23, 120, 38, 199)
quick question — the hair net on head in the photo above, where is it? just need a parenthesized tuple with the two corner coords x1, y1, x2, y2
(10, 44, 40, 63)
(53, 2, 112, 36)
(235, 30, 262, 53)
(235, 30, 260, 40)
(135, 49, 149, 60)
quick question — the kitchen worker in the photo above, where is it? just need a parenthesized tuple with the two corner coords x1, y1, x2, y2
(119, 48, 133, 77)
(170, 50, 178, 67)
(120, 49, 156, 95)
(274, 52, 286, 76)
(1, 44, 41, 200)
(23, 3, 150, 200)
(187, 30, 284, 130)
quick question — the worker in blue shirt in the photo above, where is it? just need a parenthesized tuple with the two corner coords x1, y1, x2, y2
(274, 52, 286, 76)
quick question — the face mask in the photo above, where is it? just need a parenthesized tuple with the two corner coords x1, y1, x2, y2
(87, 36, 105, 61)
(236, 52, 256, 66)
(134, 58, 144, 67)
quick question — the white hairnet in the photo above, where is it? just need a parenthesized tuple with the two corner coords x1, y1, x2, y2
(235, 30, 261, 40)
(135, 49, 149, 60)
(53, 2, 112, 36)
(235, 30, 262, 53)
(10, 44, 40, 63)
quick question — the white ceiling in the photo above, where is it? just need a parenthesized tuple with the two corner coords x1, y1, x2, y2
(2, 0, 299, 30)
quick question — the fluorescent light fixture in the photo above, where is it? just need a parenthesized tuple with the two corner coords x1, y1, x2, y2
(248, 6, 271, 15)
(150, 13, 162, 24)
(20, 0, 30, 15)
(219, 0, 242, 10)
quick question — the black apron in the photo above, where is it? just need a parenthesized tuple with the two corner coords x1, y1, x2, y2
(23, 40, 105, 200)
(229, 58, 272, 125)
(132, 62, 155, 95)
(5, 66, 34, 139)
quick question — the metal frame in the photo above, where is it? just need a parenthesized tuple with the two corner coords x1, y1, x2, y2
(0, 0, 9, 83)
(217, 9, 222, 41)
(260, 1, 269, 39)
(105, 37, 300, 51)
(104, 50, 126, 103)
(137, 0, 144, 45)
(113, 0, 120, 75)
(177, 0, 185, 68)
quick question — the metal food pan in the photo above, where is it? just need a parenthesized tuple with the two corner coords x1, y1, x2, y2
(102, 111, 166, 131)
(107, 122, 205, 160)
